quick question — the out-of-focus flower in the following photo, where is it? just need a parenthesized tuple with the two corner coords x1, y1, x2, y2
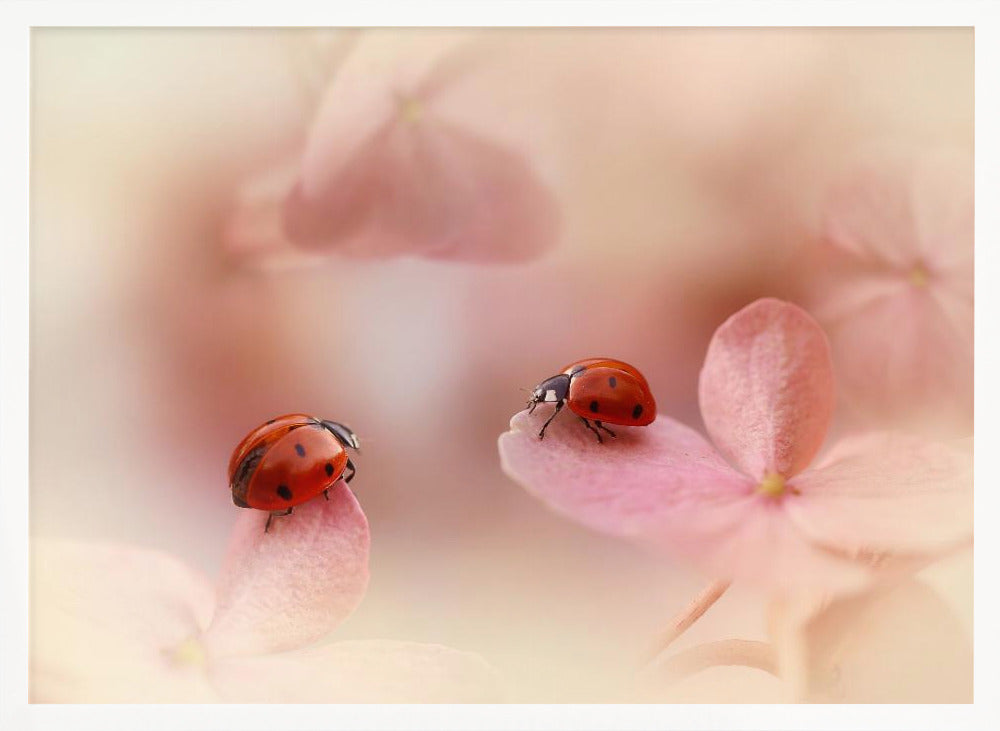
(768, 575, 972, 702)
(226, 29, 560, 267)
(805, 150, 973, 435)
(499, 298, 971, 594)
(31, 484, 498, 703)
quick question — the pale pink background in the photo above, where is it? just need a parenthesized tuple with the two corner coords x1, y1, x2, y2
(31, 28, 972, 702)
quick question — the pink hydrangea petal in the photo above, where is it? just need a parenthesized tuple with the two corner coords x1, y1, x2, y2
(31, 540, 218, 702)
(284, 116, 560, 262)
(499, 410, 869, 592)
(822, 286, 973, 430)
(211, 640, 501, 703)
(698, 298, 835, 480)
(771, 580, 972, 702)
(786, 432, 972, 556)
(905, 150, 973, 277)
(222, 152, 329, 271)
(821, 151, 971, 275)
(300, 29, 478, 196)
(499, 409, 745, 537)
(824, 161, 920, 270)
(203, 483, 369, 658)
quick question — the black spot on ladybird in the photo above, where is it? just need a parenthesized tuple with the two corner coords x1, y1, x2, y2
(632, 404, 644, 420)
(295, 443, 306, 457)
(589, 400, 600, 413)
(277, 485, 293, 500)
(608, 376, 617, 388)
(325, 462, 334, 477)
(266, 418, 276, 424)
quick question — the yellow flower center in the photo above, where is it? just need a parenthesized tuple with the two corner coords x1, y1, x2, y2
(396, 95, 423, 124)
(169, 636, 207, 668)
(757, 472, 787, 497)
(909, 263, 930, 287)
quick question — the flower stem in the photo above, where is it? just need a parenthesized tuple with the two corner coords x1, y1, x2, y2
(642, 578, 732, 665)
(647, 638, 778, 683)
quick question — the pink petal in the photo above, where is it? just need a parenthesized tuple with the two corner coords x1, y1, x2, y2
(698, 298, 835, 480)
(31, 540, 218, 702)
(499, 410, 869, 593)
(282, 29, 559, 262)
(772, 580, 972, 702)
(786, 432, 972, 556)
(222, 151, 329, 271)
(284, 117, 560, 262)
(820, 275, 973, 433)
(823, 150, 973, 277)
(211, 640, 501, 702)
(824, 161, 921, 270)
(203, 483, 370, 658)
(300, 29, 478, 195)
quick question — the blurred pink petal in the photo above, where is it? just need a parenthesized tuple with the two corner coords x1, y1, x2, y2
(787, 432, 972, 555)
(34, 488, 500, 702)
(31, 541, 218, 703)
(698, 297, 835, 480)
(285, 120, 559, 262)
(299, 30, 472, 192)
(223, 152, 327, 271)
(770, 579, 972, 702)
(229, 29, 560, 264)
(205, 483, 369, 657)
(212, 640, 502, 703)
(500, 298, 972, 594)
(811, 151, 973, 432)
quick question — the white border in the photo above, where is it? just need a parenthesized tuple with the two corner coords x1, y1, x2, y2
(2, 1, 998, 730)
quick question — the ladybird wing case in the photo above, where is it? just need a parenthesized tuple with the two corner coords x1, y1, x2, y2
(562, 358, 651, 390)
(566, 366, 657, 426)
(228, 413, 315, 481)
(244, 423, 348, 511)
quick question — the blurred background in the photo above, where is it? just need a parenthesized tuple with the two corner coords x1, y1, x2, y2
(30, 28, 973, 702)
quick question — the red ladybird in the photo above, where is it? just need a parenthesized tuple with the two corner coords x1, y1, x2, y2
(526, 358, 656, 442)
(228, 413, 360, 532)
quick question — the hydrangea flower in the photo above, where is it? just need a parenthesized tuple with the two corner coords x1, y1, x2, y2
(807, 150, 973, 434)
(499, 298, 971, 595)
(31, 484, 498, 702)
(226, 29, 559, 267)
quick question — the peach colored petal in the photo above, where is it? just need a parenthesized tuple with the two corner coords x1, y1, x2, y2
(211, 640, 501, 703)
(31, 540, 218, 702)
(300, 29, 478, 195)
(698, 298, 835, 480)
(284, 118, 560, 262)
(822, 285, 973, 430)
(204, 483, 370, 658)
(772, 580, 972, 702)
(786, 432, 972, 556)
(499, 410, 869, 593)
(222, 151, 328, 271)
(823, 150, 972, 275)
(824, 163, 920, 270)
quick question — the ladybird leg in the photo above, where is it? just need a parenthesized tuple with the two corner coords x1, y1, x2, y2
(264, 507, 294, 533)
(595, 421, 617, 438)
(343, 457, 357, 485)
(537, 401, 564, 440)
(579, 417, 604, 444)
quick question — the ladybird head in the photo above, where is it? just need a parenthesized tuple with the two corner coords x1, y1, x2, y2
(527, 373, 571, 414)
(320, 420, 361, 451)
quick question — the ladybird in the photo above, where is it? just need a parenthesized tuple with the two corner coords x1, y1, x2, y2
(526, 358, 656, 442)
(228, 413, 360, 532)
